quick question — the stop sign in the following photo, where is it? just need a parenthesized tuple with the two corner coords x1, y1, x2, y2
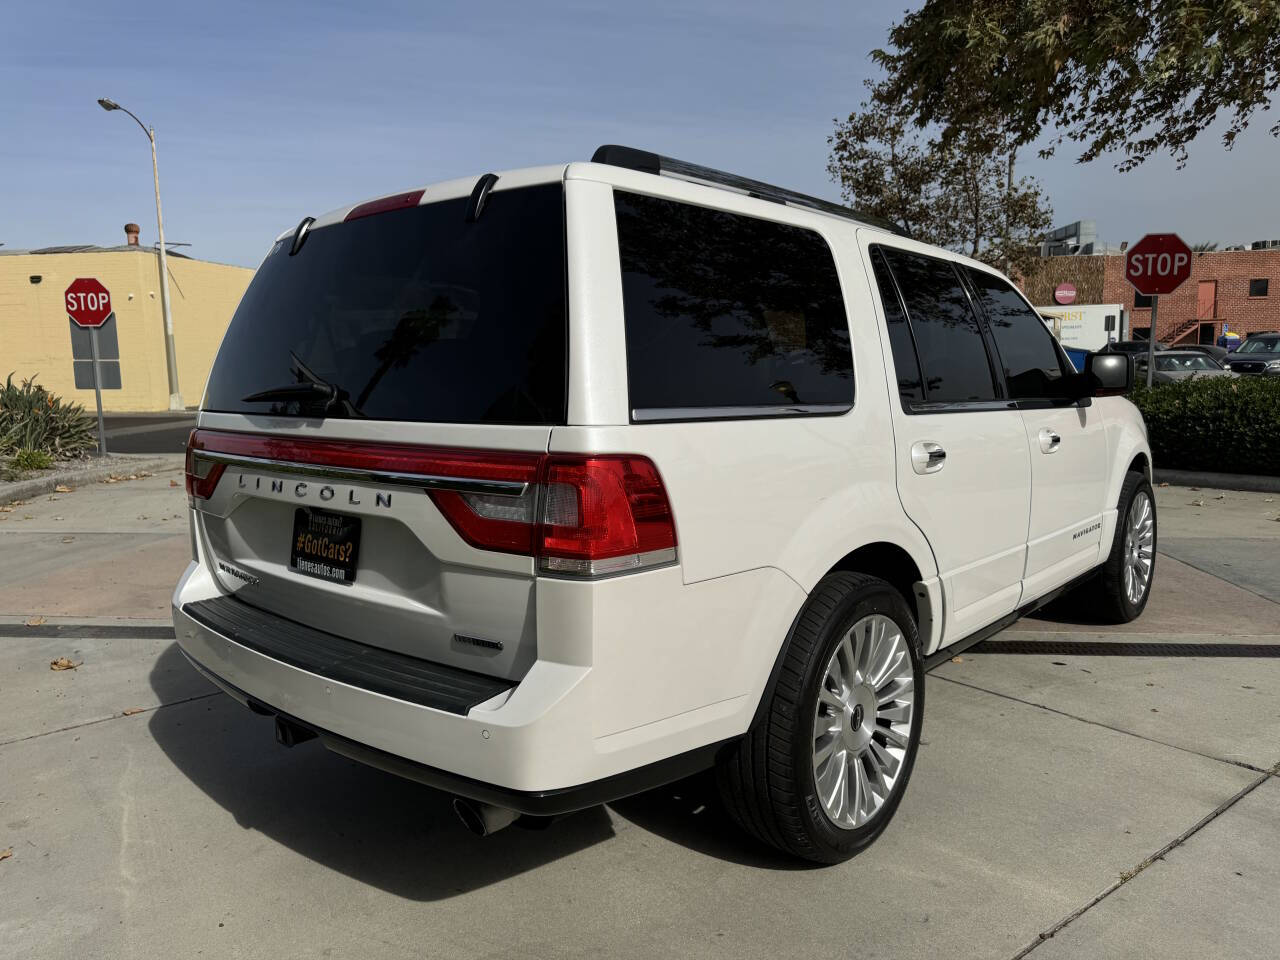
(1125, 233, 1192, 296)
(65, 277, 113, 328)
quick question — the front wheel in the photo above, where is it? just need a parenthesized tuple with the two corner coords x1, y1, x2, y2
(1081, 471, 1157, 623)
(716, 572, 924, 863)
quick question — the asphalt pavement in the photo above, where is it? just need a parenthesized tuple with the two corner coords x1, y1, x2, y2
(101, 413, 196, 455)
(1, 470, 1278, 960)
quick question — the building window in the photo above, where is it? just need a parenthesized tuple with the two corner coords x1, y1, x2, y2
(1249, 278, 1269, 298)
(1134, 291, 1153, 308)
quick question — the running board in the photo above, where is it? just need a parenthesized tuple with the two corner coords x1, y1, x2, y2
(923, 570, 1096, 672)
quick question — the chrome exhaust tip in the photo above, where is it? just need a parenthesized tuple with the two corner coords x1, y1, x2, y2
(452, 797, 519, 837)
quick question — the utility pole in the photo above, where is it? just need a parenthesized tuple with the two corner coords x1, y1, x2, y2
(97, 97, 184, 410)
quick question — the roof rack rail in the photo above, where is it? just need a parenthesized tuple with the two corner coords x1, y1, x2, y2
(590, 144, 910, 238)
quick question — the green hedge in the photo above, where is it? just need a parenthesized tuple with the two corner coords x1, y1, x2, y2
(1130, 375, 1280, 476)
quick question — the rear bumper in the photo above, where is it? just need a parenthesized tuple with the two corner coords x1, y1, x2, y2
(177, 645, 729, 815)
(171, 558, 793, 800)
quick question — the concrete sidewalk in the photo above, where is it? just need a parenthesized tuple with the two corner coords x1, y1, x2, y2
(0, 479, 1277, 959)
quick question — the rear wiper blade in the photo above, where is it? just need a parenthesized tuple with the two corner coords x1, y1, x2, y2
(241, 382, 336, 404)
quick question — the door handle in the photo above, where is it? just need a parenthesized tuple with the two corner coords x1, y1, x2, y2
(1039, 428, 1062, 454)
(911, 441, 947, 474)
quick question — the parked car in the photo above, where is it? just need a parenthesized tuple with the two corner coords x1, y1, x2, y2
(1176, 343, 1229, 364)
(1223, 334, 1280, 375)
(173, 145, 1155, 864)
(1110, 339, 1170, 354)
(1135, 351, 1237, 384)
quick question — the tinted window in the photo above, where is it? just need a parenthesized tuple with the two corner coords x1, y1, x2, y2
(1238, 337, 1280, 354)
(614, 191, 853, 417)
(880, 249, 996, 402)
(870, 249, 924, 403)
(203, 184, 566, 424)
(966, 268, 1071, 399)
(1134, 291, 1153, 308)
(1157, 354, 1216, 371)
(1249, 278, 1269, 297)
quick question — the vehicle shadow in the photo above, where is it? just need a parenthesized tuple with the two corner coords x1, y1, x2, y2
(1022, 587, 1123, 627)
(147, 643, 616, 900)
(147, 643, 804, 898)
(608, 770, 817, 872)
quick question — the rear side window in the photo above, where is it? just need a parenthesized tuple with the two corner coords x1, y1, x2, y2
(869, 249, 925, 404)
(965, 268, 1071, 400)
(614, 191, 853, 419)
(203, 184, 566, 424)
(878, 249, 996, 403)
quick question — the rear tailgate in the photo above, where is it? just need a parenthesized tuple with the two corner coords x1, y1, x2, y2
(189, 423, 551, 682)
(190, 179, 566, 683)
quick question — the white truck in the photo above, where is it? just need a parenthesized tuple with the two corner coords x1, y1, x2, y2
(1039, 303, 1127, 352)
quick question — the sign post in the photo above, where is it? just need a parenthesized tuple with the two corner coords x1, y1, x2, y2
(1124, 234, 1193, 388)
(64, 278, 114, 457)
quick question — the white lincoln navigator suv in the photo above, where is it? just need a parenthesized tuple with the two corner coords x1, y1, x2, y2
(173, 146, 1155, 863)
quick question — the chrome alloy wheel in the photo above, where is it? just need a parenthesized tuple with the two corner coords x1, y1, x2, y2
(1123, 491, 1155, 605)
(812, 614, 915, 830)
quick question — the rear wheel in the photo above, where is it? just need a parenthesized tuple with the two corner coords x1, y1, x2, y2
(1080, 471, 1157, 623)
(717, 572, 923, 863)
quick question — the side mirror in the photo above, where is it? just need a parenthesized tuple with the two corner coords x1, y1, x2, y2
(1085, 351, 1132, 396)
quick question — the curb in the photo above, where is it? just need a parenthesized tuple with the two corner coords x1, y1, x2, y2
(1153, 468, 1280, 494)
(1, 455, 182, 503)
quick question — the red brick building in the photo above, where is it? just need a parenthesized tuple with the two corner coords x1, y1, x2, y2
(1023, 249, 1280, 344)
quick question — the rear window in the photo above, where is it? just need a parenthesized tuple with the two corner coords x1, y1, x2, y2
(614, 191, 853, 420)
(203, 184, 566, 424)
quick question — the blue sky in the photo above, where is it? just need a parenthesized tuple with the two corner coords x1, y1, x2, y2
(3, 0, 1278, 267)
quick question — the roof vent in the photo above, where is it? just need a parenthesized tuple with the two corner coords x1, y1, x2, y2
(124, 223, 141, 246)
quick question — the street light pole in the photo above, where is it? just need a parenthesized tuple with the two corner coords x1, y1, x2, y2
(97, 98, 183, 410)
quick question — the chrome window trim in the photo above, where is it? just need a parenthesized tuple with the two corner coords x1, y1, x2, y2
(191, 450, 529, 497)
(631, 403, 852, 423)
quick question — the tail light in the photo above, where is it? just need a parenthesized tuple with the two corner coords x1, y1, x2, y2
(185, 430, 226, 501)
(536, 456, 677, 576)
(435, 454, 678, 577)
(183, 430, 677, 578)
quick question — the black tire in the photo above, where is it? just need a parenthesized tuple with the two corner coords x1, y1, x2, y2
(1081, 471, 1158, 623)
(716, 571, 924, 864)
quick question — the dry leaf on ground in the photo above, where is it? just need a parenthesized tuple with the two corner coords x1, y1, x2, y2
(951, 656, 964, 663)
(27, 616, 47, 626)
(169, 479, 179, 487)
(1189, 499, 1205, 507)
(0, 848, 12, 863)
(50, 657, 82, 671)
(122, 707, 145, 716)
(54, 484, 71, 493)
(61, 536, 75, 544)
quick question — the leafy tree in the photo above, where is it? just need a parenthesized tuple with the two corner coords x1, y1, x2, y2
(829, 86, 1052, 276)
(872, 0, 1280, 171)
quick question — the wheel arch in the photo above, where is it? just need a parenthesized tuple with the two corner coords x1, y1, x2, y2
(749, 536, 940, 731)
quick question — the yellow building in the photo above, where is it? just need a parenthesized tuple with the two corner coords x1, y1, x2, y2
(0, 232, 253, 411)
